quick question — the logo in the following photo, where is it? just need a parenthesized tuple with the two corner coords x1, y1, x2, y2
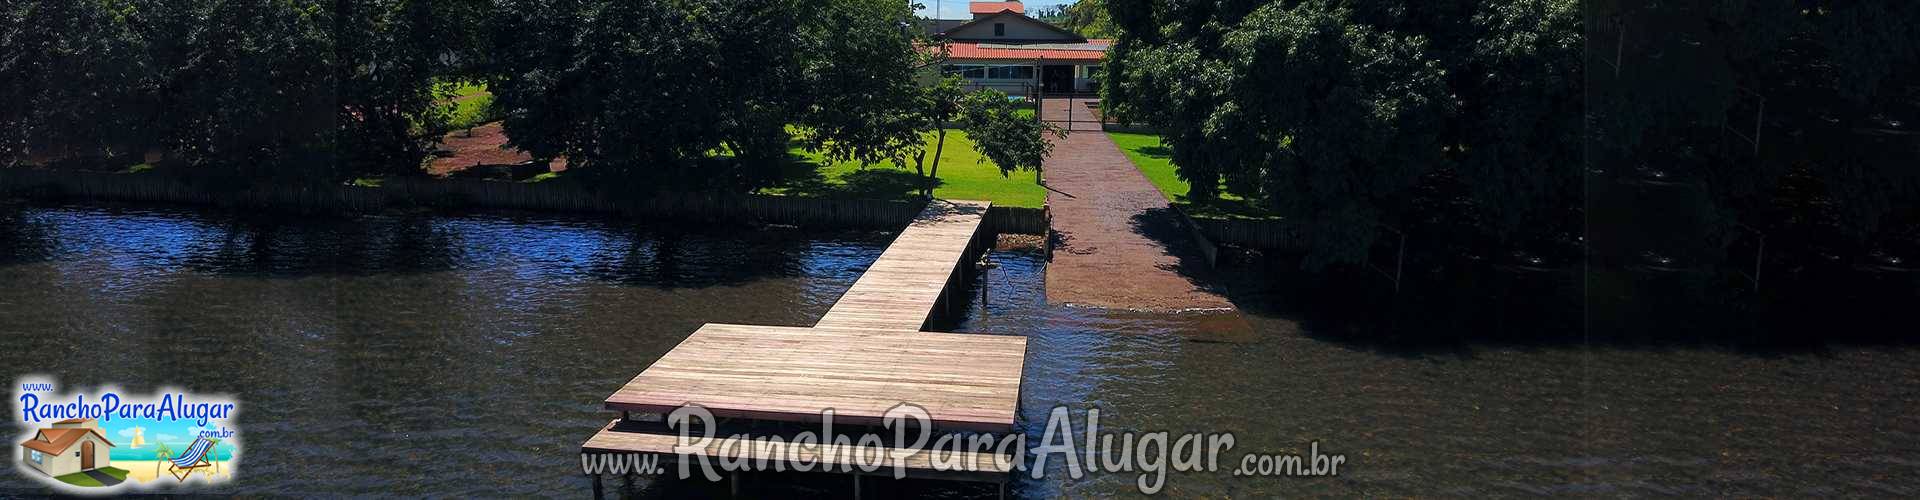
(13, 377, 240, 494)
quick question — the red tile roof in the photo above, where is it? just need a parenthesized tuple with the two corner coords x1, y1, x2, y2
(20, 427, 114, 455)
(945, 42, 1108, 62)
(970, 2, 1025, 15)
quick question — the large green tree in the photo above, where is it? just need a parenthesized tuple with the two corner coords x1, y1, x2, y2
(490, 0, 839, 190)
(1588, 1, 1920, 256)
(336, 0, 494, 177)
(4, 0, 475, 180)
(1104, 0, 1586, 268)
(1, 0, 155, 166)
(1035, 0, 1118, 39)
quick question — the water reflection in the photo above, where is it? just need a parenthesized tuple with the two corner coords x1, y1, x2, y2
(0, 202, 1916, 496)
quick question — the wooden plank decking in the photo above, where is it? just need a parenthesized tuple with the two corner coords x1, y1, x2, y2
(586, 199, 1022, 491)
(604, 323, 1027, 432)
(813, 200, 991, 332)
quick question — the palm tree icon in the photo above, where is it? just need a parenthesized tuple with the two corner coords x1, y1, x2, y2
(154, 443, 174, 477)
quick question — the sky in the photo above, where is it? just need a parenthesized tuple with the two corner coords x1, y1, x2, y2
(915, 0, 1076, 20)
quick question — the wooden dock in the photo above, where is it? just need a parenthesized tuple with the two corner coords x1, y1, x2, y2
(816, 200, 992, 332)
(583, 199, 1023, 497)
(603, 323, 1026, 432)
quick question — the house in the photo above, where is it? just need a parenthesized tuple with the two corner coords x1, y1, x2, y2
(928, 0, 1109, 96)
(19, 418, 115, 478)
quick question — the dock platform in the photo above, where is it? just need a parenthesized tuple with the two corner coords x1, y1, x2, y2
(603, 323, 1026, 432)
(584, 199, 1023, 497)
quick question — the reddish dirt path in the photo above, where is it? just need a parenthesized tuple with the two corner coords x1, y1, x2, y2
(428, 122, 561, 176)
(1041, 103, 1251, 339)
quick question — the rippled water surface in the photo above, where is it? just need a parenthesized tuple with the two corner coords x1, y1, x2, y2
(1, 202, 1916, 496)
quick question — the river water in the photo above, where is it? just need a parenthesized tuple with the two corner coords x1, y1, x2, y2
(0, 202, 1915, 496)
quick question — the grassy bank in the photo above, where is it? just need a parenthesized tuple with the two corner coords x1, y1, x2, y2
(438, 82, 498, 133)
(1107, 132, 1281, 219)
(766, 130, 1046, 208)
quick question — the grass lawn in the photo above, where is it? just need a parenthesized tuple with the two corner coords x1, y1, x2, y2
(441, 83, 496, 132)
(53, 467, 127, 487)
(765, 130, 1046, 208)
(1107, 132, 1283, 220)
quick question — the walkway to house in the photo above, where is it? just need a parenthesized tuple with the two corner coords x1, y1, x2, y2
(80, 468, 124, 486)
(1036, 97, 1103, 132)
(1040, 101, 1251, 337)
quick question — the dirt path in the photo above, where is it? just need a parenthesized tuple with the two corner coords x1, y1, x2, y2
(1040, 101, 1252, 339)
(428, 122, 561, 177)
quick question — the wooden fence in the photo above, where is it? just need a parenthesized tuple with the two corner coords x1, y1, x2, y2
(985, 205, 1048, 236)
(1188, 216, 1303, 252)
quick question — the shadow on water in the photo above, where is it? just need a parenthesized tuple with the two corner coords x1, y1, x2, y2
(1209, 243, 1920, 359)
(0, 199, 890, 290)
(2, 201, 1917, 497)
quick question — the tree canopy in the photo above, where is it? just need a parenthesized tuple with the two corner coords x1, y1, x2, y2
(1035, 0, 1118, 39)
(1587, 1, 1920, 265)
(2, 0, 483, 181)
(1105, 0, 1575, 268)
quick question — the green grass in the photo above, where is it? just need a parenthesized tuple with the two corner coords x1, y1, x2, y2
(414, 81, 499, 134)
(53, 467, 126, 487)
(765, 130, 1046, 208)
(441, 82, 496, 132)
(1107, 131, 1283, 220)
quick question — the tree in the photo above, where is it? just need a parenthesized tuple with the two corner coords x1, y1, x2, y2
(956, 89, 1059, 181)
(490, 0, 889, 191)
(336, 0, 494, 178)
(1035, 0, 1118, 39)
(0, 0, 154, 167)
(792, 0, 933, 175)
(1586, 1, 1920, 278)
(821, 72, 1059, 196)
(1106, 0, 1452, 268)
(167, 0, 337, 179)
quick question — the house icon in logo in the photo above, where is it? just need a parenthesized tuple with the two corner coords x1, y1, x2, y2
(19, 418, 115, 480)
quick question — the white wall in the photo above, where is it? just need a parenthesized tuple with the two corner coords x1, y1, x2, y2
(21, 434, 113, 478)
(22, 449, 56, 477)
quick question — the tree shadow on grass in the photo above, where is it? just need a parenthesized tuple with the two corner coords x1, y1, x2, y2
(768, 156, 942, 202)
(1120, 142, 1283, 220)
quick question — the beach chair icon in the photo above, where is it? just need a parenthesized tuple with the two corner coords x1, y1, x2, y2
(166, 437, 220, 481)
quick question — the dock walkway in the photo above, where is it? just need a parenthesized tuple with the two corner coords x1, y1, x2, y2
(583, 199, 1023, 497)
(815, 200, 991, 332)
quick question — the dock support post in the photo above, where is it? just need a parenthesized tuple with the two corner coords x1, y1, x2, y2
(590, 474, 602, 499)
(730, 470, 740, 498)
(853, 473, 863, 500)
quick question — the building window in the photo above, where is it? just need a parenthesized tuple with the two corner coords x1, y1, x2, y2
(988, 65, 1035, 79)
(29, 450, 42, 464)
(944, 65, 1032, 80)
(944, 65, 987, 78)
(994, 23, 1005, 36)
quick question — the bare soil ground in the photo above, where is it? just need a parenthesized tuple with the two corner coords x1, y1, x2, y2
(428, 122, 562, 177)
